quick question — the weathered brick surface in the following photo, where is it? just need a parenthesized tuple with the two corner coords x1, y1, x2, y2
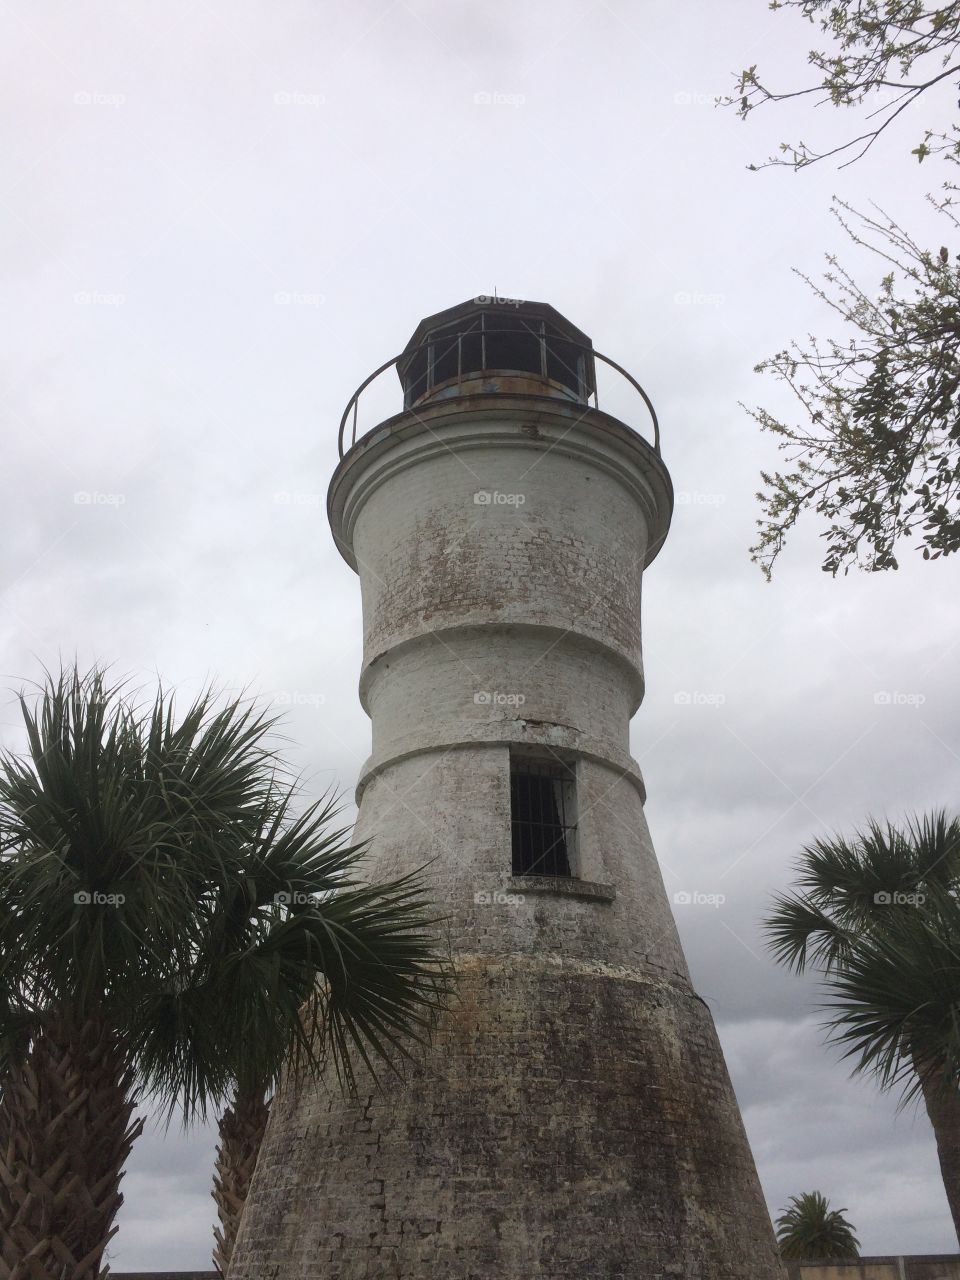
(229, 386, 783, 1277)
(230, 957, 781, 1279)
(347, 405, 653, 681)
(347, 746, 690, 982)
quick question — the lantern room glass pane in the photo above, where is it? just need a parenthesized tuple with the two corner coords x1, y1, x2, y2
(544, 331, 584, 398)
(404, 347, 429, 404)
(431, 329, 460, 386)
(483, 313, 542, 377)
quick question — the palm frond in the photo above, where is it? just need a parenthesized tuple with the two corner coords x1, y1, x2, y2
(764, 891, 859, 973)
(767, 811, 960, 1110)
(822, 883, 960, 1105)
(0, 663, 451, 1131)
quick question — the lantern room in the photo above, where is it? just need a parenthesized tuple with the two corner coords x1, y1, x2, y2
(396, 297, 598, 408)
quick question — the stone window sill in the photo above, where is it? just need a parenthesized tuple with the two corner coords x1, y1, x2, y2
(506, 875, 616, 903)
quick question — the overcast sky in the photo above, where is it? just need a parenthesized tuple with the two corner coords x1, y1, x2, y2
(3, 0, 959, 1268)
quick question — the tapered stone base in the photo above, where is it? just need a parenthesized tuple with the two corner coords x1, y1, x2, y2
(228, 955, 783, 1279)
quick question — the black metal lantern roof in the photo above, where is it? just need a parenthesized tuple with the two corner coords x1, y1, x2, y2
(401, 298, 593, 355)
(396, 297, 598, 407)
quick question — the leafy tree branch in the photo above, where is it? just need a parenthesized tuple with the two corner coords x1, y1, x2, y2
(749, 197, 960, 576)
(725, 1, 960, 170)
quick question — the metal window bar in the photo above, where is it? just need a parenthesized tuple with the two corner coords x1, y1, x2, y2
(510, 758, 576, 877)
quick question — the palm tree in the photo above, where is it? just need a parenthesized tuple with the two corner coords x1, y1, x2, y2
(766, 812, 960, 1241)
(0, 666, 448, 1279)
(775, 1191, 859, 1259)
(212, 1087, 270, 1274)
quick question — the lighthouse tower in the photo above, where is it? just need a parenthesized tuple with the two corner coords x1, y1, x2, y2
(228, 300, 782, 1279)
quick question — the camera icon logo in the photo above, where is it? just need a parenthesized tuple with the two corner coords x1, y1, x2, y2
(673, 890, 692, 905)
(73, 890, 91, 905)
(873, 891, 892, 905)
(273, 891, 292, 904)
(473, 491, 492, 505)
(474, 691, 492, 705)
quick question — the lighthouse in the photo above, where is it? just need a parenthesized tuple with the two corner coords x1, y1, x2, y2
(228, 300, 783, 1278)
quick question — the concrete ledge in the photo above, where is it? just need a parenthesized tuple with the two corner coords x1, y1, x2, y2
(110, 1263, 960, 1280)
(508, 874, 616, 902)
(783, 1257, 960, 1280)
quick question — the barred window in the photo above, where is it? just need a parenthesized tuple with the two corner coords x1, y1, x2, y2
(510, 755, 577, 877)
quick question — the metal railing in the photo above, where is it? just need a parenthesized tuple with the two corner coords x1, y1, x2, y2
(336, 330, 661, 458)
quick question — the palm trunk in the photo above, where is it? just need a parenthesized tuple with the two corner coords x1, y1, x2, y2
(212, 1084, 270, 1276)
(919, 1065, 960, 1244)
(0, 1007, 142, 1279)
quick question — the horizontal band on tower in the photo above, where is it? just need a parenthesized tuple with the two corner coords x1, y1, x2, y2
(446, 949, 702, 1004)
(358, 619, 646, 718)
(354, 735, 647, 807)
